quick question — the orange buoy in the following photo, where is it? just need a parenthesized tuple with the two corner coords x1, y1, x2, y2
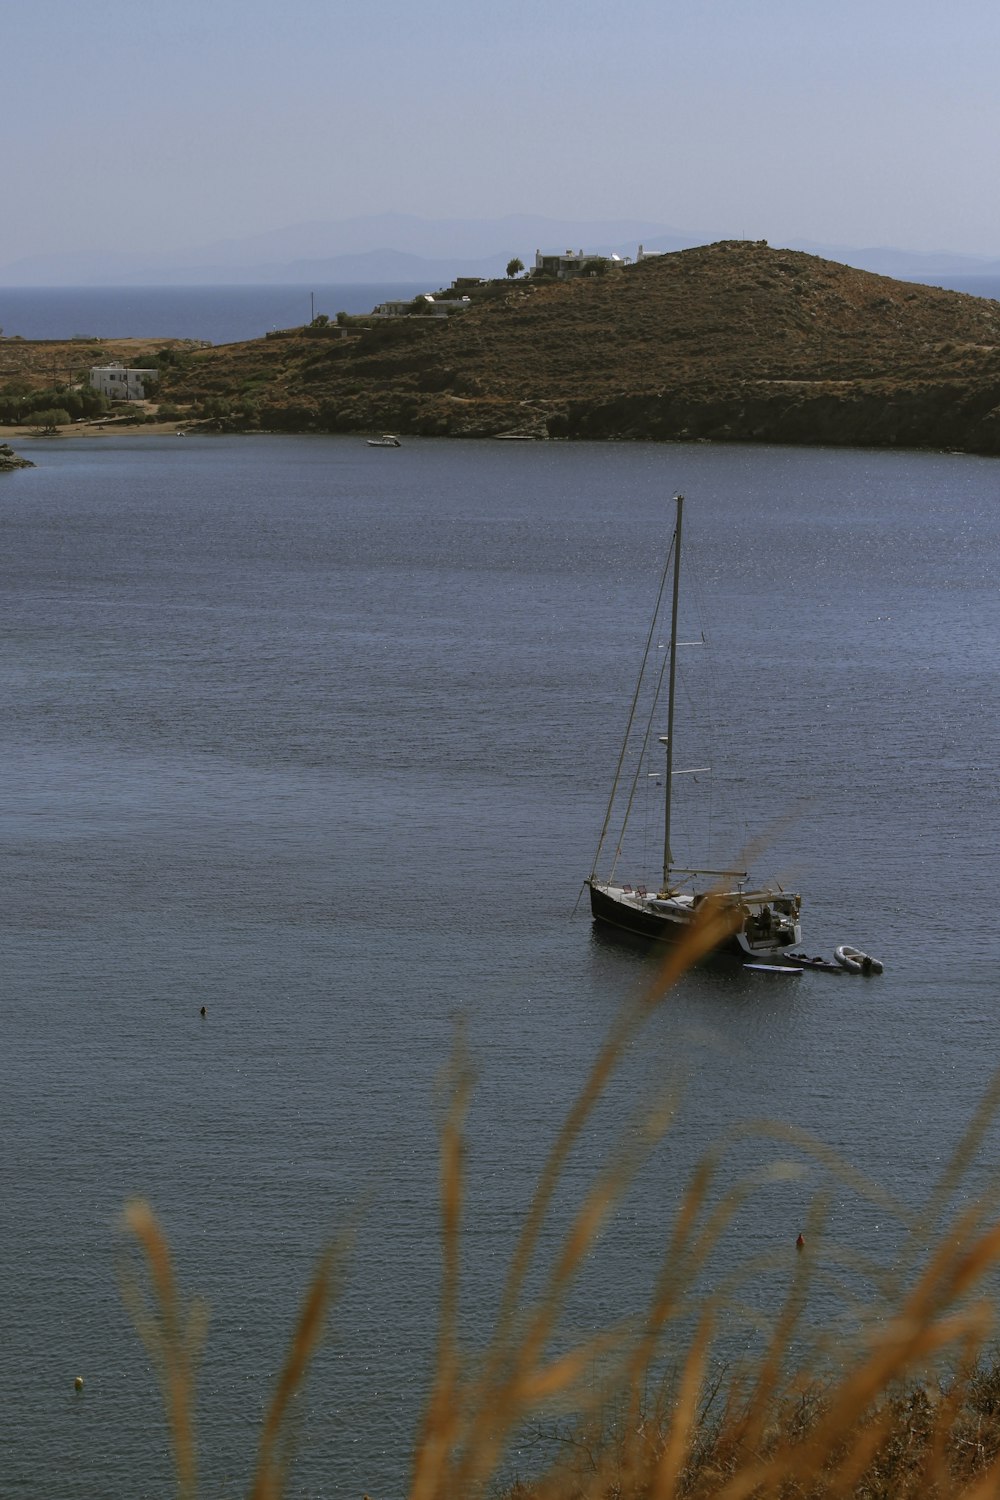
(796, 1233, 805, 1250)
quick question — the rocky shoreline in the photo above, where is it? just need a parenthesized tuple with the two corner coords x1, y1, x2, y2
(0, 442, 34, 471)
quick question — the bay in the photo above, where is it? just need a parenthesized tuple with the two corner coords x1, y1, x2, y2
(1, 434, 999, 1498)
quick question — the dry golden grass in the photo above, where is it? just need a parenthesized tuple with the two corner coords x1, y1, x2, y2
(119, 1200, 207, 1500)
(119, 1204, 352, 1500)
(120, 896, 1000, 1500)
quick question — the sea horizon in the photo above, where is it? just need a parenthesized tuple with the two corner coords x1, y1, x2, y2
(0, 282, 430, 346)
(2, 272, 999, 348)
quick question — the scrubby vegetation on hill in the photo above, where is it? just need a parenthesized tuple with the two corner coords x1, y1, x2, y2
(150, 241, 1000, 450)
(0, 336, 199, 429)
(7, 243, 1000, 452)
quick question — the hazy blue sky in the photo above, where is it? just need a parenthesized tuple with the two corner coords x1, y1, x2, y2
(7, 0, 1000, 262)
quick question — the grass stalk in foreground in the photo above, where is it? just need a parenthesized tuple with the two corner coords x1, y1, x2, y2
(119, 1200, 207, 1500)
(120, 1203, 350, 1500)
(122, 893, 1000, 1499)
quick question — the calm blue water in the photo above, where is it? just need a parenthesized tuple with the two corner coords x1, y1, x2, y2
(1, 276, 999, 346)
(913, 273, 1000, 301)
(2, 435, 999, 1498)
(0, 285, 426, 345)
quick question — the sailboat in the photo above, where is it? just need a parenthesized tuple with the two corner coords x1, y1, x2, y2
(586, 494, 802, 960)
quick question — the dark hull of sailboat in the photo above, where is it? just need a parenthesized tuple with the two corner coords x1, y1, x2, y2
(589, 881, 696, 945)
(587, 881, 801, 960)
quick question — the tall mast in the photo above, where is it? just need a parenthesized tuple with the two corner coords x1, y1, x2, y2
(662, 494, 683, 888)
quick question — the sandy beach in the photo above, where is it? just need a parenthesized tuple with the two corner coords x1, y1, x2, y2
(0, 418, 198, 441)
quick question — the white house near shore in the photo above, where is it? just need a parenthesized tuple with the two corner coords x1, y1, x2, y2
(89, 363, 157, 400)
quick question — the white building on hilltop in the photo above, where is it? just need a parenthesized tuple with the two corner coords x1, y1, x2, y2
(533, 248, 624, 279)
(89, 363, 158, 400)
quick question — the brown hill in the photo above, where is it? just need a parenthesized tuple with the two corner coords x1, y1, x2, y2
(11, 243, 1000, 451)
(163, 240, 1000, 450)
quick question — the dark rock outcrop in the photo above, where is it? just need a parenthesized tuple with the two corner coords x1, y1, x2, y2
(0, 443, 34, 471)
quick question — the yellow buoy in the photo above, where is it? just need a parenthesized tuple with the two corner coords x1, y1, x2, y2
(74, 1376, 84, 1391)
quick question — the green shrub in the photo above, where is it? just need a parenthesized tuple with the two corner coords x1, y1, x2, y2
(29, 408, 71, 428)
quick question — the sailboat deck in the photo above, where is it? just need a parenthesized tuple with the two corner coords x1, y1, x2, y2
(599, 883, 791, 910)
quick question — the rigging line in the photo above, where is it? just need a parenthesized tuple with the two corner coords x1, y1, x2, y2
(671, 648, 709, 861)
(607, 623, 671, 884)
(589, 530, 677, 882)
(683, 543, 739, 866)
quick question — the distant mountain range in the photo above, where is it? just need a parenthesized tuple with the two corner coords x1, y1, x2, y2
(4, 214, 1000, 286)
